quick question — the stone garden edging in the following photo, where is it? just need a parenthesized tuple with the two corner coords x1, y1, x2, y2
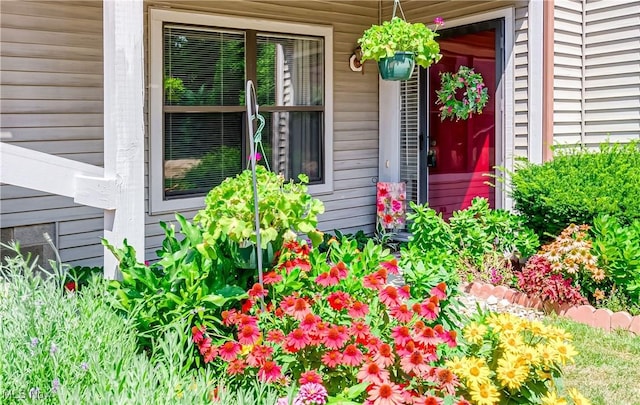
(462, 281, 640, 335)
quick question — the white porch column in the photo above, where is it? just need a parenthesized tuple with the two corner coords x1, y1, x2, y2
(528, 0, 544, 164)
(103, 0, 145, 278)
(378, 80, 401, 182)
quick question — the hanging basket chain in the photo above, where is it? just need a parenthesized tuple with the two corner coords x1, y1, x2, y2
(392, 0, 406, 21)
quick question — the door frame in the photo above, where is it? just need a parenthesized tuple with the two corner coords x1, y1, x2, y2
(419, 17, 507, 208)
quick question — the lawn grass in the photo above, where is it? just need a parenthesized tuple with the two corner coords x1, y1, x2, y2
(546, 316, 640, 405)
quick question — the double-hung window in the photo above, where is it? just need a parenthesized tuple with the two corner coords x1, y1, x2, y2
(149, 9, 333, 213)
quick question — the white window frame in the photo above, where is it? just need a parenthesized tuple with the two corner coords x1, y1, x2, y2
(149, 8, 334, 214)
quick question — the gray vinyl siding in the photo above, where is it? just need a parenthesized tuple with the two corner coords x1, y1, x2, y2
(514, 4, 530, 158)
(553, 0, 640, 147)
(0, 0, 104, 267)
(583, 0, 640, 145)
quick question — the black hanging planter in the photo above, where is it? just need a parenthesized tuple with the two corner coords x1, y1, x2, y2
(377, 51, 415, 81)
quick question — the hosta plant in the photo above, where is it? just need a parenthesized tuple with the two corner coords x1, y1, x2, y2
(450, 312, 589, 404)
(190, 239, 467, 404)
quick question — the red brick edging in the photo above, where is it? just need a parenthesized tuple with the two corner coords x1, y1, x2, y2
(462, 282, 640, 335)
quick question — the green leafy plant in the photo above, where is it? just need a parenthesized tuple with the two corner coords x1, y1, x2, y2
(194, 166, 325, 267)
(104, 213, 246, 351)
(436, 65, 489, 121)
(508, 141, 640, 238)
(357, 17, 442, 69)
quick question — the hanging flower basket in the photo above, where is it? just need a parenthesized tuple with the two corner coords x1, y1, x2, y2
(378, 51, 415, 81)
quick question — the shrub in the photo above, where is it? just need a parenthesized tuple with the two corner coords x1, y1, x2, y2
(509, 142, 640, 238)
(451, 312, 589, 404)
(516, 255, 587, 306)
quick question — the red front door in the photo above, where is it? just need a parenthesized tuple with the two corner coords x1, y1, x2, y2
(425, 22, 501, 217)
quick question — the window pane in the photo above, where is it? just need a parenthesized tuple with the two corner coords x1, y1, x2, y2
(263, 111, 323, 183)
(256, 35, 324, 106)
(164, 26, 245, 106)
(164, 112, 243, 198)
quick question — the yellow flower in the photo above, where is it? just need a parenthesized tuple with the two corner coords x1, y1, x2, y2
(469, 382, 501, 405)
(568, 388, 591, 405)
(593, 289, 605, 301)
(549, 339, 578, 365)
(527, 320, 546, 337)
(517, 346, 541, 368)
(498, 332, 524, 353)
(487, 313, 522, 334)
(460, 357, 492, 387)
(496, 354, 529, 391)
(463, 322, 488, 345)
(544, 326, 573, 341)
(536, 368, 552, 382)
(446, 357, 465, 375)
(537, 344, 556, 368)
(541, 390, 567, 405)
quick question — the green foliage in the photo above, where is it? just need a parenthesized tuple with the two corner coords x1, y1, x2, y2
(402, 198, 539, 289)
(104, 213, 246, 351)
(195, 166, 325, 255)
(358, 17, 441, 69)
(590, 214, 640, 307)
(509, 142, 640, 238)
(0, 244, 217, 404)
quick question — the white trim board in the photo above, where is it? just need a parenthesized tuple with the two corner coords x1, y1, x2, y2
(148, 8, 334, 214)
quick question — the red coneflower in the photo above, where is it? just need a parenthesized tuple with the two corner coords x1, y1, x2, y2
(258, 361, 282, 382)
(286, 328, 311, 350)
(218, 341, 241, 362)
(248, 283, 268, 299)
(198, 337, 212, 355)
(373, 343, 395, 367)
(327, 291, 351, 311)
(322, 325, 349, 350)
(321, 350, 342, 368)
(357, 361, 390, 385)
(298, 370, 323, 385)
(348, 301, 370, 318)
(191, 325, 206, 344)
(367, 381, 404, 405)
(263, 271, 282, 285)
(203, 346, 217, 364)
(227, 359, 246, 375)
(379, 286, 401, 307)
(341, 344, 364, 367)
(266, 329, 285, 344)
(237, 323, 261, 345)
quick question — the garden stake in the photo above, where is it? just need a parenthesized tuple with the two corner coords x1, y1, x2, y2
(246, 80, 266, 311)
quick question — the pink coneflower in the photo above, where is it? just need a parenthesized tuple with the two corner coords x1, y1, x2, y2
(316, 272, 338, 287)
(327, 291, 351, 311)
(263, 271, 282, 285)
(321, 350, 343, 368)
(310, 321, 328, 345)
(357, 361, 390, 385)
(419, 301, 440, 321)
(286, 328, 311, 350)
(373, 343, 395, 367)
(258, 361, 282, 382)
(247, 344, 273, 367)
(434, 325, 457, 348)
(430, 283, 447, 300)
(348, 301, 370, 318)
(248, 283, 268, 299)
(203, 346, 217, 364)
(341, 344, 364, 367)
(400, 349, 430, 376)
(363, 273, 384, 291)
(414, 395, 444, 405)
(390, 304, 413, 323)
(298, 370, 323, 385)
(300, 313, 320, 331)
(236, 314, 258, 327)
(362, 335, 382, 352)
(227, 359, 246, 375)
(221, 309, 239, 326)
(415, 326, 441, 346)
(391, 326, 412, 346)
(351, 321, 371, 340)
(379, 286, 401, 307)
(398, 285, 411, 300)
(238, 323, 261, 345)
(218, 341, 241, 361)
(434, 367, 460, 395)
(288, 298, 311, 320)
(367, 381, 404, 405)
(192, 325, 206, 344)
(381, 259, 399, 275)
(331, 262, 348, 279)
(323, 325, 349, 350)
(198, 337, 212, 355)
(266, 329, 286, 344)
